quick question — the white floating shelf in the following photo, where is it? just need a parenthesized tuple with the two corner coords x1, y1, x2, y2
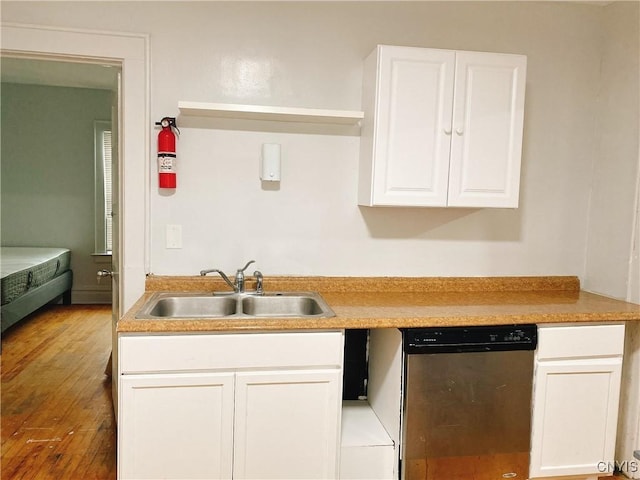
(178, 101, 364, 125)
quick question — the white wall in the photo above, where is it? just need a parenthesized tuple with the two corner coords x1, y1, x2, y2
(1, 1, 631, 281)
(588, 2, 640, 471)
(0, 82, 113, 303)
(584, 1, 640, 300)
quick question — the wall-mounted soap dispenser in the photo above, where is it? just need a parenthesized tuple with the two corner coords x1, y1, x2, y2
(260, 143, 281, 182)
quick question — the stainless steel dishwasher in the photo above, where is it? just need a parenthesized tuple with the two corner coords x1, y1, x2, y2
(401, 324, 537, 480)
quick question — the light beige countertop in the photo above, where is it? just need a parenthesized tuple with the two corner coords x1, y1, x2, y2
(117, 275, 640, 333)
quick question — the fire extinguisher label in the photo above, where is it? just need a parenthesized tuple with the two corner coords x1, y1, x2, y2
(158, 153, 176, 173)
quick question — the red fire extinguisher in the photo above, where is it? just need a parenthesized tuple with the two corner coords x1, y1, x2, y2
(156, 117, 179, 189)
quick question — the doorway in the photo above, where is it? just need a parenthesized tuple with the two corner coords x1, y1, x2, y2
(1, 56, 120, 306)
(1, 24, 149, 406)
(1, 23, 149, 316)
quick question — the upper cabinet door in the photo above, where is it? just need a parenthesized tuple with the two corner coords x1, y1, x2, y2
(359, 46, 455, 207)
(358, 45, 527, 208)
(447, 52, 527, 208)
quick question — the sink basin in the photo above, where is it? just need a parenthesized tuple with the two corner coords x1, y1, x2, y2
(142, 295, 237, 318)
(242, 294, 328, 317)
(136, 292, 335, 319)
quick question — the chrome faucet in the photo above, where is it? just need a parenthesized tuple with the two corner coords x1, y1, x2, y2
(200, 260, 255, 293)
(234, 260, 255, 293)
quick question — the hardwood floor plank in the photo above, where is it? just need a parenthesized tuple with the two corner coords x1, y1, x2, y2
(1, 305, 116, 479)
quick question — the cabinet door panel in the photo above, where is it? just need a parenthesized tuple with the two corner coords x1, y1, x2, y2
(372, 46, 455, 206)
(529, 358, 622, 478)
(448, 52, 526, 207)
(119, 373, 234, 480)
(233, 369, 342, 479)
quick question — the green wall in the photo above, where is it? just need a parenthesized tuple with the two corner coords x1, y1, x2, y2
(1, 82, 112, 302)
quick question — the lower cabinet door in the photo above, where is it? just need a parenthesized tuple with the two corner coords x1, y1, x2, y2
(529, 357, 622, 478)
(233, 369, 342, 479)
(118, 372, 235, 480)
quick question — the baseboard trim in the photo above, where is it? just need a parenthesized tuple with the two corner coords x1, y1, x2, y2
(72, 288, 112, 304)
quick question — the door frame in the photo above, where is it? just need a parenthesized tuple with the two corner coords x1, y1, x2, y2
(1, 23, 150, 316)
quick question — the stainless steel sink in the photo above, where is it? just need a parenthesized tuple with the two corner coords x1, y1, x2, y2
(242, 294, 328, 317)
(142, 295, 238, 318)
(136, 292, 335, 319)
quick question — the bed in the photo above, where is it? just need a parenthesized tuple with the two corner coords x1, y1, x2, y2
(1, 247, 73, 333)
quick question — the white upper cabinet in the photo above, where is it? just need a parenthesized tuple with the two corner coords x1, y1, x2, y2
(448, 51, 527, 207)
(358, 45, 527, 208)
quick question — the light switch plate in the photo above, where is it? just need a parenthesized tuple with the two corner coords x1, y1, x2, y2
(166, 224, 182, 249)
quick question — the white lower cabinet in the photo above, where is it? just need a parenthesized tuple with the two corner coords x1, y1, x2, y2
(118, 324, 626, 480)
(119, 372, 235, 479)
(530, 323, 625, 479)
(118, 331, 344, 480)
(233, 369, 342, 479)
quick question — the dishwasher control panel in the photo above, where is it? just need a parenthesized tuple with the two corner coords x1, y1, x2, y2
(403, 324, 537, 354)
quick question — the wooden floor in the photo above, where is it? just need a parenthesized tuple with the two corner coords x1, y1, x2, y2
(1, 304, 116, 479)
